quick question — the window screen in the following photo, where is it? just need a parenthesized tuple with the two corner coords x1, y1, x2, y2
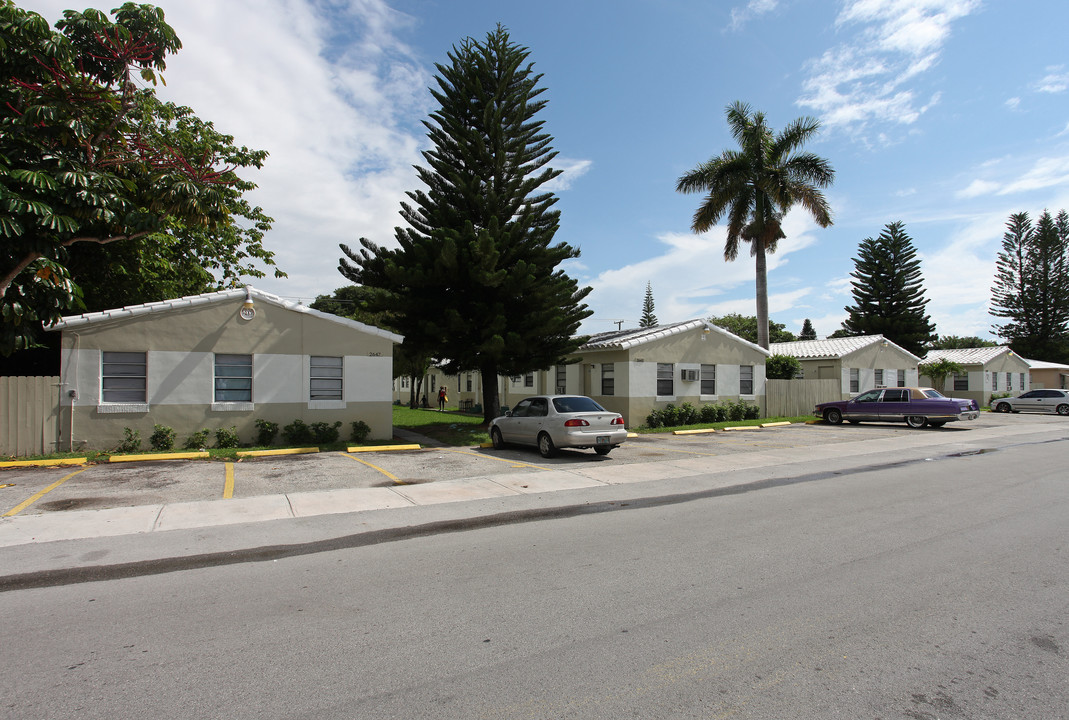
(310, 356, 342, 400)
(215, 354, 252, 402)
(102, 351, 146, 403)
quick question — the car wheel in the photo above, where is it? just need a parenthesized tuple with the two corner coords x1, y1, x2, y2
(995, 402, 1012, 413)
(594, 446, 611, 456)
(823, 408, 843, 425)
(490, 427, 505, 450)
(1057, 404, 1069, 416)
(905, 415, 928, 429)
(928, 421, 946, 428)
(537, 432, 557, 458)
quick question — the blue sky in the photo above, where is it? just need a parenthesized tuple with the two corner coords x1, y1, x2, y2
(35, 0, 1069, 339)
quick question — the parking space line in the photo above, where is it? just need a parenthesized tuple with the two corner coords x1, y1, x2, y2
(441, 448, 550, 470)
(2, 468, 88, 517)
(223, 463, 235, 499)
(343, 453, 402, 483)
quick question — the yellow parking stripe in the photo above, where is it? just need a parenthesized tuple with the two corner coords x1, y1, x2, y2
(3, 468, 88, 517)
(223, 463, 235, 499)
(442, 448, 550, 470)
(343, 453, 401, 483)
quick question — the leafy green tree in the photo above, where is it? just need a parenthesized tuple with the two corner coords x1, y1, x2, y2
(339, 26, 591, 423)
(991, 210, 1069, 361)
(765, 354, 800, 379)
(1, 2, 276, 353)
(709, 313, 796, 344)
(676, 101, 834, 349)
(929, 335, 997, 350)
(841, 221, 936, 356)
(639, 282, 658, 327)
(918, 358, 964, 395)
(799, 318, 816, 340)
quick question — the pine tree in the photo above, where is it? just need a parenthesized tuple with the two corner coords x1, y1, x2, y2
(339, 26, 592, 422)
(799, 318, 816, 340)
(841, 221, 936, 356)
(639, 282, 658, 327)
(992, 210, 1069, 361)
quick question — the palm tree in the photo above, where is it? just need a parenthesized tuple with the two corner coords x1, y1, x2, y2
(676, 101, 835, 349)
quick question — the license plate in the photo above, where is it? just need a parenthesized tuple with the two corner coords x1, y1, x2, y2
(596, 435, 609, 444)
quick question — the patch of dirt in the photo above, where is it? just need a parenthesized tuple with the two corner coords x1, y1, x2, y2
(38, 497, 113, 512)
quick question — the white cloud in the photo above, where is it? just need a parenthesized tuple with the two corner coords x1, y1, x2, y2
(727, 0, 782, 32)
(1034, 65, 1069, 94)
(577, 210, 822, 333)
(544, 159, 593, 192)
(33, 0, 432, 302)
(1005, 96, 1021, 110)
(997, 155, 1069, 195)
(797, 0, 980, 138)
(956, 179, 1000, 199)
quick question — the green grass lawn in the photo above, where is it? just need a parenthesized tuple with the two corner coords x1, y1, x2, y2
(393, 405, 491, 446)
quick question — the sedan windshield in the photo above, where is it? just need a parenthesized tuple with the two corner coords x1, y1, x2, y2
(922, 389, 946, 398)
(553, 396, 606, 413)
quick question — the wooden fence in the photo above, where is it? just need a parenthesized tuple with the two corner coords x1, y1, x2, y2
(1, 376, 63, 457)
(764, 378, 841, 418)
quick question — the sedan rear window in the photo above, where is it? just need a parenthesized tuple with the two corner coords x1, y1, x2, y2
(553, 396, 606, 413)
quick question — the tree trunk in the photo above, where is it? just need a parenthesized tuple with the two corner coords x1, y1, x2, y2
(755, 240, 770, 350)
(480, 364, 501, 425)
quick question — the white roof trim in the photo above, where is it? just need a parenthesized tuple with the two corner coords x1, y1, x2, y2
(48, 286, 405, 344)
(579, 319, 770, 356)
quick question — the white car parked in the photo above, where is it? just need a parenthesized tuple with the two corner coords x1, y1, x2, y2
(489, 395, 627, 458)
(992, 389, 1069, 415)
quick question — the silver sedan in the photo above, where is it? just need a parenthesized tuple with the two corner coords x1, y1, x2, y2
(991, 389, 1069, 415)
(489, 395, 628, 458)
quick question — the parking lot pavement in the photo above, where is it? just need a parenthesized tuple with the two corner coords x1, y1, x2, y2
(2, 413, 1066, 530)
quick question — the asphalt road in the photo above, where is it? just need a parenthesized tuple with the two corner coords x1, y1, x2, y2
(1, 424, 1066, 719)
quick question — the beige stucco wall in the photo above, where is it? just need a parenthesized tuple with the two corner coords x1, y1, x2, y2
(1030, 368, 1069, 390)
(570, 328, 769, 425)
(58, 297, 397, 449)
(797, 344, 919, 399)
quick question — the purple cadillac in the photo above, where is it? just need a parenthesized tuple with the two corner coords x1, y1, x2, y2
(815, 387, 980, 429)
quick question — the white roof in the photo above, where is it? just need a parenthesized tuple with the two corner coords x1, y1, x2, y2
(923, 346, 1016, 366)
(48, 286, 404, 343)
(579, 319, 769, 355)
(1025, 357, 1069, 370)
(770, 335, 921, 362)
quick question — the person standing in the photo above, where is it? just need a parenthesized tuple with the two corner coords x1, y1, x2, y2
(437, 386, 447, 412)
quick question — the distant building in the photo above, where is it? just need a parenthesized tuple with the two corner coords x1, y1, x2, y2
(921, 347, 1030, 406)
(770, 335, 921, 398)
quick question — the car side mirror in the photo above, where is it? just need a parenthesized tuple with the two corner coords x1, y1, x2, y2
(504, 410, 513, 417)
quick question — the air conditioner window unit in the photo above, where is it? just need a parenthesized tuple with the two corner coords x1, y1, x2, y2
(681, 369, 699, 381)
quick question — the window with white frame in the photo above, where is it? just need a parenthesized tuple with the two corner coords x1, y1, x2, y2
(310, 356, 342, 401)
(1006, 372, 1012, 390)
(740, 365, 754, 395)
(992, 372, 998, 391)
(897, 369, 906, 387)
(954, 374, 968, 391)
(466, 374, 473, 392)
(875, 369, 884, 386)
(849, 368, 859, 393)
(1020, 372, 1026, 389)
(657, 363, 674, 396)
(215, 354, 252, 402)
(601, 363, 614, 395)
(701, 364, 716, 394)
(555, 365, 567, 394)
(101, 351, 147, 403)
(524, 372, 534, 388)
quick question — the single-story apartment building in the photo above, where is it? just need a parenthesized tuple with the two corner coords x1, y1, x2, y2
(1026, 358, 1069, 390)
(770, 335, 921, 398)
(49, 286, 403, 450)
(921, 347, 1031, 407)
(394, 319, 769, 426)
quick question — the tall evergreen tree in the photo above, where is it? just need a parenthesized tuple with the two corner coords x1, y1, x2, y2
(991, 210, 1069, 361)
(841, 221, 936, 356)
(639, 282, 658, 327)
(799, 318, 816, 340)
(339, 26, 591, 423)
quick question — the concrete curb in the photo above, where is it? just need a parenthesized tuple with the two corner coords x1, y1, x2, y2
(0, 458, 86, 468)
(109, 451, 210, 463)
(236, 447, 319, 457)
(347, 444, 421, 453)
